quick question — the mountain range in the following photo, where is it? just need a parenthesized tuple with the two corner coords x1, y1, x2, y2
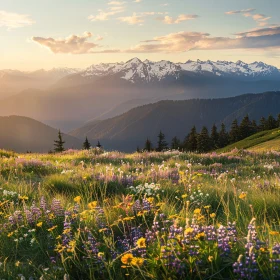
(0, 58, 280, 131)
(70, 91, 280, 151)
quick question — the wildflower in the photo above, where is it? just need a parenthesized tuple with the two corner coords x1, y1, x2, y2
(74, 196, 81, 203)
(270, 231, 279, 235)
(136, 237, 146, 248)
(210, 213, 216, 218)
(7, 232, 14, 237)
(194, 208, 201, 215)
(121, 253, 134, 265)
(15, 261, 20, 267)
(181, 194, 187, 199)
(123, 216, 135, 221)
(131, 257, 144, 266)
(36, 222, 43, 227)
(88, 201, 97, 209)
(195, 232, 205, 240)
(239, 192, 247, 200)
(208, 256, 214, 262)
(19, 196, 28, 201)
(185, 227, 194, 235)
(48, 225, 58, 232)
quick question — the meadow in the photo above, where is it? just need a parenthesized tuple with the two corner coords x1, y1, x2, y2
(0, 148, 279, 279)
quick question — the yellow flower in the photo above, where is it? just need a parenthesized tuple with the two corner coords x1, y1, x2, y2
(88, 201, 97, 209)
(48, 225, 58, 232)
(270, 231, 279, 236)
(181, 194, 188, 199)
(19, 196, 28, 201)
(131, 257, 144, 266)
(204, 205, 211, 209)
(195, 232, 205, 240)
(121, 253, 134, 265)
(185, 227, 194, 235)
(74, 196, 81, 203)
(208, 256, 214, 262)
(98, 252, 104, 258)
(210, 213, 216, 218)
(123, 216, 135, 221)
(194, 208, 201, 215)
(15, 261, 20, 267)
(146, 197, 154, 204)
(239, 192, 247, 200)
(136, 237, 146, 248)
(36, 222, 43, 227)
(7, 232, 14, 237)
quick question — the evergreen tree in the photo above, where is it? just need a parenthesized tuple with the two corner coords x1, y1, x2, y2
(259, 117, 267, 131)
(171, 137, 181, 150)
(251, 120, 258, 134)
(184, 126, 197, 151)
(144, 138, 152, 152)
(210, 124, 219, 149)
(277, 114, 280, 128)
(157, 131, 168, 152)
(96, 141, 102, 148)
(229, 119, 239, 143)
(239, 114, 252, 140)
(136, 146, 141, 153)
(197, 126, 211, 153)
(266, 115, 277, 130)
(83, 137, 91, 150)
(218, 123, 229, 148)
(54, 130, 65, 153)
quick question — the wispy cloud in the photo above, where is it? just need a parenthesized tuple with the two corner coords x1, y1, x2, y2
(0, 10, 35, 30)
(88, 1, 125, 21)
(157, 14, 198, 24)
(124, 26, 280, 53)
(226, 8, 271, 26)
(32, 32, 99, 54)
(118, 13, 144, 25)
(225, 8, 255, 15)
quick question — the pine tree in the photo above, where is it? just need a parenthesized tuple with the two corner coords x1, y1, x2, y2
(54, 130, 65, 153)
(259, 117, 267, 131)
(144, 138, 152, 152)
(239, 114, 252, 140)
(96, 141, 102, 148)
(229, 119, 239, 143)
(83, 137, 91, 150)
(157, 131, 168, 152)
(136, 146, 141, 153)
(277, 114, 280, 128)
(197, 126, 211, 153)
(184, 126, 197, 151)
(210, 124, 219, 149)
(251, 120, 258, 134)
(171, 137, 181, 150)
(266, 115, 277, 130)
(218, 123, 229, 148)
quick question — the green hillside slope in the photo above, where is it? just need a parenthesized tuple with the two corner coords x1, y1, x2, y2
(218, 128, 280, 152)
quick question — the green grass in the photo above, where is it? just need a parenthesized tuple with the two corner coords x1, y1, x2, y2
(0, 148, 279, 279)
(218, 128, 280, 152)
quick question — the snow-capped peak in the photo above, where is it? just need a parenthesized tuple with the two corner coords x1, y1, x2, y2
(80, 58, 280, 83)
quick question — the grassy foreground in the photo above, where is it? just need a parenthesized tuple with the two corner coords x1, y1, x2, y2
(0, 148, 279, 279)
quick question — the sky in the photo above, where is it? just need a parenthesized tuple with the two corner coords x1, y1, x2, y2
(0, 0, 280, 70)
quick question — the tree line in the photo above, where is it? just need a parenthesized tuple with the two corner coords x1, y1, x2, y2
(50, 130, 102, 153)
(142, 114, 280, 153)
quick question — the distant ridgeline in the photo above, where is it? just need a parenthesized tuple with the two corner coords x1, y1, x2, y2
(141, 114, 280, 153)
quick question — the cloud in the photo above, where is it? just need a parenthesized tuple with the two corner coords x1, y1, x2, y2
(124, 26, 280, 53)
(0, 10, 35, 30)
(88, 1, 125, 21)
(225, 8, 255, 15)
(32, 32, 99, 54)
(134, 0, 142, 2)
(158, 14, 198, 24)
(118, 13, 144, 25)
(226, 8, 271, 26)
